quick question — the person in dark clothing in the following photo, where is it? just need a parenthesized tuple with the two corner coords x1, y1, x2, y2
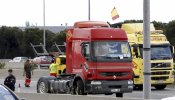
(23, 60, 33, 87)
(4, 69, 16, 91)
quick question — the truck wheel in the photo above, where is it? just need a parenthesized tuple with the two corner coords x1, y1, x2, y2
(75, 80, 84, 95)
(37, 79, 49, 93)
(116, 93, 123, 97)
(37, 76, 55, 93)
(154, 85, 166, 90)
(134, 85, 143, 90)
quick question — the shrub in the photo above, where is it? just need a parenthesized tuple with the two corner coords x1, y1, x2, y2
(0, 62, 5, 69)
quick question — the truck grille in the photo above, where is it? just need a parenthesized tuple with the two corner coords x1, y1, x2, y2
(100, 72, 129, 77)
(151, 76, 169, 80)
(151, 63, 171, 68)
(109, 86, 121, 89)
(151, 71, 170, 75)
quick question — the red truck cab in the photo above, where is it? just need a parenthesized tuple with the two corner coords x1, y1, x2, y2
(37, 21, 133, 97)
(66, 21, 133, 96)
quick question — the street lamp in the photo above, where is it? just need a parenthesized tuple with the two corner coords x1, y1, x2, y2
(88, 0, 90, 21)
(43, 0, 46, 49)
(143, 0, 151, 99)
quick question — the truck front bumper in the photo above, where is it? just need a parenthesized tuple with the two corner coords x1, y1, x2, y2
(84, 80, 133, 94)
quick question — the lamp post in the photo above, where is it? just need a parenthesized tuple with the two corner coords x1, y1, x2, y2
(88, 0, 90, 21)
(43, 0, 46, 48)
(143, 0, 151, 99)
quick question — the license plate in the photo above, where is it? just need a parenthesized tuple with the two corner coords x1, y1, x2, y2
(157, 80, 163, 84)
(111, 89, 120, 92)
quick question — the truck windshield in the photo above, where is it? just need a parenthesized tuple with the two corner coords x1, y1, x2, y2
(139, 45, 172, 60)
(91, 41, 131, 62)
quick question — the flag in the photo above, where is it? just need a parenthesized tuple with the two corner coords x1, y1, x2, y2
(111, 7, 119, 20)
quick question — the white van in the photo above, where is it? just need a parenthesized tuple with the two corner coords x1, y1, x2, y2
(9, 57, 28, 62)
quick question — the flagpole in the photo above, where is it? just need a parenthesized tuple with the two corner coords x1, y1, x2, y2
(88, 0, 90, 21)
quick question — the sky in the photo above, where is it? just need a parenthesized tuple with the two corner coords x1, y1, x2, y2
(0, 0, 175, 26)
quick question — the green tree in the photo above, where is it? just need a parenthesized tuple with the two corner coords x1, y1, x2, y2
(53, 30, 66, 44)
(165, 20, 175, 45)
(124, 20, 143, 23)
(152, 21, 166, 31)
(23, 28, 43, 57)
(23, 28, 55, 57)
(0, 26, 24, 58)
(48, 30, 66, 53)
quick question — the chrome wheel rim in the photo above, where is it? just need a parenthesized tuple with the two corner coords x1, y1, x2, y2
(39, 82, 46, 93)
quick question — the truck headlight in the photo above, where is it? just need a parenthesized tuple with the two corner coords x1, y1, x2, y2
(128, 80, 133, 84)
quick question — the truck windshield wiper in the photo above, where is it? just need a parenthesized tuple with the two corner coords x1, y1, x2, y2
(151, 56, 158, 60)
(106, 54, 123, 59)
(159, 54, 171, 60)
(151, 55, 171, 60)
(162, 57, 171, 60)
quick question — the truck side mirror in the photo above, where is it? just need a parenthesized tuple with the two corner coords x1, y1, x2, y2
(82, 48, 87, 57)
(81, 43, 90, 60)
(170, 45, 174, 54)
(170, 45, 175, 61)
(132, 45, 139, 58)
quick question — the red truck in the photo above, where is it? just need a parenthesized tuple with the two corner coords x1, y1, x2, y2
(37, 21, 133, 97)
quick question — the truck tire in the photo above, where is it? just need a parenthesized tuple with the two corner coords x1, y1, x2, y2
(75, 80, 85, 95)
(154, 85, 166, 90)
(37, 81, 48, 93)
(116, 93, 123, 97)
(134, 85, 143, 90)
(37, 76, 56, 93)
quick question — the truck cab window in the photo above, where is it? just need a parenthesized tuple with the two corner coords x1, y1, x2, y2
(92, 41, 132, 62)
(81, 43, 90, 59)
(139, 45, 172, 60)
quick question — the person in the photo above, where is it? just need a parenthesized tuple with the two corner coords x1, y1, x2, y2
(49, 58, 58, 77)
(23, 60, 33, 87)
(4, 69, 16, 91)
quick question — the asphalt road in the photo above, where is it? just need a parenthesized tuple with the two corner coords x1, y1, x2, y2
(0, 69, 175, 99)
(0, 69, 49, 93)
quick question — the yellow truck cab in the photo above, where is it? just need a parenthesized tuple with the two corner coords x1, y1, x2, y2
(121, 23, 174, 90)
(55, 55, 66, 75)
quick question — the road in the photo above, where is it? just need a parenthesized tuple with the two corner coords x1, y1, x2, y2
(0, 79, 175, 99)
(0, 69, 175, 99)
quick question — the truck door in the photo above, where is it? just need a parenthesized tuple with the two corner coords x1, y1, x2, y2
(81, 42, 96, 79)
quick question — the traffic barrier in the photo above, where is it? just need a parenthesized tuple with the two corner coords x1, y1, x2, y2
(18, 83, 21, 92)
(16, 93, 155, 100)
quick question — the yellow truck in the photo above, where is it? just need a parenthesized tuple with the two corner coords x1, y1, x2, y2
(55, 55, 66, 75)
(121, 23, 174, 90)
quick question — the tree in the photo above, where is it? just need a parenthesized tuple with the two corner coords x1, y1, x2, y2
(53, 30, 66, 44)
(152, 21, 166, 31)
(0, 26, 24, 58)
(23, 28, 55, 57)
(165, 20, 175, 46)
(124, 20, 143, 23)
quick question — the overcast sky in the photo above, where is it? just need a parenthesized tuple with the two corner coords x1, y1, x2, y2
(0, 0, 175, 26)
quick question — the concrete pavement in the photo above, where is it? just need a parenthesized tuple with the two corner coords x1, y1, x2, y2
(0, 68, 49, 81)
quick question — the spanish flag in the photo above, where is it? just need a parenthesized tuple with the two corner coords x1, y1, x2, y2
(111, 7, 119, 20)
